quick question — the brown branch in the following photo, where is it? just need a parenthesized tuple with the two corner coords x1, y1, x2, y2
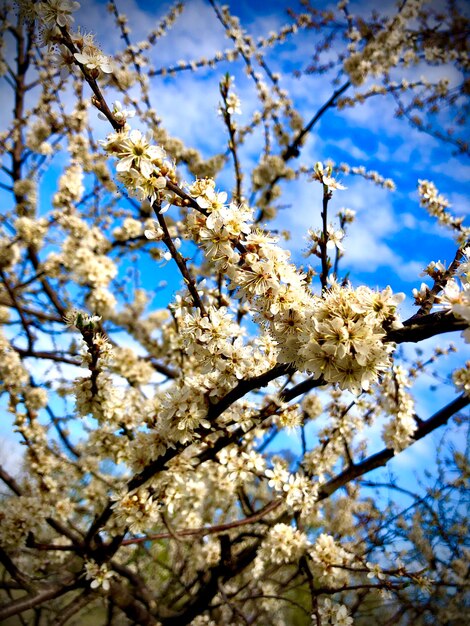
(14, 347, 81, 366)
(0, 297, 63, 322)
(27, 247, 68, 317)
(0, 579, 79, 622)
(317, 394, 469, 500)
(58, 27, 125, 132)
(163, 180, 204, 212)
(252, 80, 351, 220)
(282, 81, 351, 161)
(0, 463, 84, 550)
(44, 517, 85, 547)
(207, 363, 293, 420)
(0, 547, 33, 590)
(51, 590, 93, 626)
(407, 246, 467, 319)
(319, 188, 331, 290)
(85, 364, 294, 542)
(220, 79, 243, 203)
(8, 16, 68, 325)
(281, 375, 323, 402)
(148, 357, 178, 379)
(11, 14, 33, 181)
(108, 562, 157, 617)
(108, 581, 159, 626)
(0, 464, 22, 495)
(0, 269, 34, 350)
(84, 316, 466, 546)
(195, 373, 325, 466)
(25, 536, 76, 552)
(388, 311, 467, 343)
(154, 207, 206, 314)
(15, 343, 176, 380)
(121, 499, 281, 545)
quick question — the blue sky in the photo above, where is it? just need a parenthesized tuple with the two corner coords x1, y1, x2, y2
(78, 0, 469, 291)
(1, 0, 468, 486)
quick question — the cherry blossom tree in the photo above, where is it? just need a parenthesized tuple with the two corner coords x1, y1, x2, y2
(0, 0, 468, 624)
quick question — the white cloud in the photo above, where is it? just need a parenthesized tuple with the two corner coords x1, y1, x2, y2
(449, 191, 470, 215)
(0, 435, 24, 478)
(327, 137, 369, 161)
(432, 158, 470, 184)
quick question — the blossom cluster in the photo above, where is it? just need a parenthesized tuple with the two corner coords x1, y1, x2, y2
(35, 0, 80, 29)
(380, 365, 417, 453)
(318, 598, 353, 626)
(418, 180, 469, 244)
(253, 523, 309, 577)
(343, 0, 454, 86)
(265, 462, 318, 515)
(171, 169, 404, 394)
(101, 127, 177, 206)
(440, 247, 470, 343)
(453, 362, 470, 397)
(0, 1, 468, 623)
(111, 487, 161, 534)
(309, 533, 353, 586)
(45, 213, 117, 288)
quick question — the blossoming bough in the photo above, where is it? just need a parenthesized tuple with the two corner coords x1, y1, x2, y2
(0, 0, 469, 625)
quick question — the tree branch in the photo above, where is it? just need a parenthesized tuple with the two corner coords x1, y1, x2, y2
(388, 311, 467, 343)
(318, 394, 469, 500)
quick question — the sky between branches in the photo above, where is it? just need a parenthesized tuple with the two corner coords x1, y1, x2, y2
(48, 0, 470, 289)
(1, 0, 469, 476)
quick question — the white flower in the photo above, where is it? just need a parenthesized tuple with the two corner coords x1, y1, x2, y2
(265, 463, 290, 491)
(225, 93, 242, 115)
(36, 0, 80, 28)
(144, 222, 164, 240)
(64, 309, 101, 329)
(453, 362, 470, 396)
(74, 49, 113, 74)
(322, 175, 347, 191)
(105, 101, 135, 123)
(84, 561, 114, 592)
(312, 161, 346, 191)
(326, 224, 345, 251)
(115, 130, 165, 178)
(318, 598, 353, 625)
(366, 561, 385, 580)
